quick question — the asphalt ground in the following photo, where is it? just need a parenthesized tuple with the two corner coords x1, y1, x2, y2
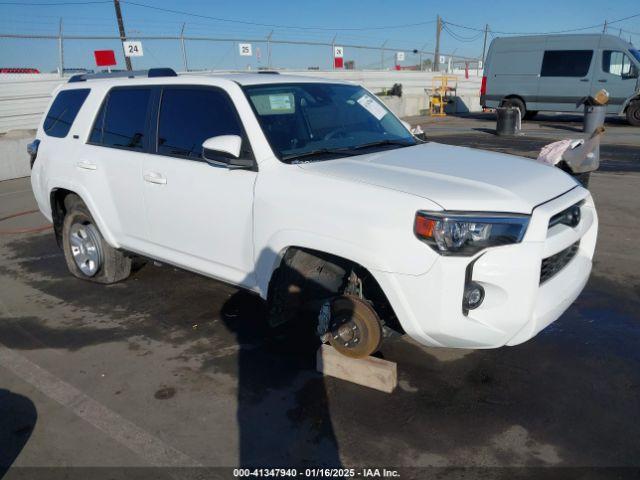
(1, 120, 640, 479)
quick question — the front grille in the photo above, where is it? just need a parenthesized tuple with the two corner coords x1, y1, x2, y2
(540, 241, 580, 284)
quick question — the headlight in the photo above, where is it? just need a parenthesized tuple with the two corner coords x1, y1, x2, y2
(414, 211, 530, 256)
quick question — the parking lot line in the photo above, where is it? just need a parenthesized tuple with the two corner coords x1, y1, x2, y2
(0, 298, 201, 469)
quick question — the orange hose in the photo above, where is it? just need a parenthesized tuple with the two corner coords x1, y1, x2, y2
(0, 209, 53, 235)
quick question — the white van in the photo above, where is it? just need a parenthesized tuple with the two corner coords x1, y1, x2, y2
(481, 34, 640, 125)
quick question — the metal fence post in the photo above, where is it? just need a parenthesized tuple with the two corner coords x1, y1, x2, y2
(58, 18, 64, 78)
(180, 23, 188, 72)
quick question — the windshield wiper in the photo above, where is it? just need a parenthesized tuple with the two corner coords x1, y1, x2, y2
(282, 148, 353, 162)
(347, 139, 416, 151)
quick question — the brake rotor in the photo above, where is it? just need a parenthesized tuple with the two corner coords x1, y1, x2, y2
(328, 295, 382, 358)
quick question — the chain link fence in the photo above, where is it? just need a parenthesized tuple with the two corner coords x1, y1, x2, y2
(0, 33, 480, 74)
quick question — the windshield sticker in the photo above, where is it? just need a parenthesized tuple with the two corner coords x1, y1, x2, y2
(357, 94, 387, 120)
(269, 94, 292, 111)
(250, 93, 295, 115)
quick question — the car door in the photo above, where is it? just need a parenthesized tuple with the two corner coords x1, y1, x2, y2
(81, 86, 153, 249)
(596, 49, 640, 113)
(141, 85, 257, 287)
(537, 49, 594, 113)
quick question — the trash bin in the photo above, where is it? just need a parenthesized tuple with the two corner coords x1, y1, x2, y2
(496, 106, 518, 136)
(583, 104, 606, 134)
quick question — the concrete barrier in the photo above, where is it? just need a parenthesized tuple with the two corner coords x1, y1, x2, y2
(0, 130, 34, 181)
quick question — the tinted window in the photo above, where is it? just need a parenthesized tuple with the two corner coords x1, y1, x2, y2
(157, 88, 245, 159)
(43, 89, 90, 138)
(89, 100, 106, 144)
(541, 50, 593, 77)
(99, 88, 151, 150)
(602, 50, 633, 76)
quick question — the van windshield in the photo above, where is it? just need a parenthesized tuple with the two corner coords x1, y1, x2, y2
(630, 49, 640, 63)
(243, 83, 416, 163)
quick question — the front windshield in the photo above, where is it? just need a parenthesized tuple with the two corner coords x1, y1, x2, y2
(630, 49, 640, 63)
(243, 83, 416, 162)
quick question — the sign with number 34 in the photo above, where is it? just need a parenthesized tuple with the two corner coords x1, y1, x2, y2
(123, 41, 144, 57)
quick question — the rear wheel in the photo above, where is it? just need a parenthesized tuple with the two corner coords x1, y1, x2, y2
(501, 97, 526, 120)
(626, 100, 640, 126)
(62, 195, 131, 284)
(327, 295, 382, 358)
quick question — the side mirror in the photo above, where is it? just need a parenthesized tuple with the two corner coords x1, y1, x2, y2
(622, 65, 639, 79)
(202, 135, 254, 169)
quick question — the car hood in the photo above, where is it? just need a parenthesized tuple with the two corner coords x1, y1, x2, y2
(296, 142, 578, 213)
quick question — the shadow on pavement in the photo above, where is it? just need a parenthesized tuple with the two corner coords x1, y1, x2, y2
(0, 389, 37, 477)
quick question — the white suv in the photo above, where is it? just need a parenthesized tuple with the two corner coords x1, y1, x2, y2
(29, 69, 598, 358)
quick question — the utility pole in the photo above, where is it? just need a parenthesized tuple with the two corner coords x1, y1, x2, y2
(433, 15, 441, 72)
(58, 18, 64, 78)
(602, 20, 608, 33)
(180, 23, 188, 72)
(331, 35, 337, 71)
(113, 0, 132, 71)
(267, 30, 273, 69)
(480, 23, 489, 73)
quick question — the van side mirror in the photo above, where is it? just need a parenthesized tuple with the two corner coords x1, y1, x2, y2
(202, 135, 254, 169)
(622, 65, 639, 79)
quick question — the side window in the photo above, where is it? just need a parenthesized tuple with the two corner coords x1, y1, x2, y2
(43, 89, 90, 138)
(95, 88, 151, 150)
(157, 88, 248, 159)
(540, 50, 593, 77)
(602, 50, 633, 76)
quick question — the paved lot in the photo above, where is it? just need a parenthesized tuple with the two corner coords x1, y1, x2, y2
(1, 125, 640, 478)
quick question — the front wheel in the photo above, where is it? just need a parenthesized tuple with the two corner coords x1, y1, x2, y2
(61, 195, 131, 284)
(626, 100, 640, 126)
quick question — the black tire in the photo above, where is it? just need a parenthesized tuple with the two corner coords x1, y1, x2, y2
(61, 195, 131, 284)
(626, 100, 640, 126)
(502, 97, 526, 120)
(267, 249, 347, 328)
(524, 110, 538, 120)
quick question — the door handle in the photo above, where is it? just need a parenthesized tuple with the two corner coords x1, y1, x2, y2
(76, 161, 97, 171)
(579, 78, 589, 82)
(143, 172, 167, 185)
(598, 79, 607, 83)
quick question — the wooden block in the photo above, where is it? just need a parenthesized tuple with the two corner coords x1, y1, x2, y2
(316, 344, 397, 393)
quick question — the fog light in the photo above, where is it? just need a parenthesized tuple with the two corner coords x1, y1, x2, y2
(463, 282, 485, 310)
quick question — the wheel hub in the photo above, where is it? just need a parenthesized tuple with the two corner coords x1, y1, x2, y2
(69, 222, 103, 277)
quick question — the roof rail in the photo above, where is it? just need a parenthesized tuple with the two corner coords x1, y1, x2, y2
(68, 68, 177, 83)
(257, 71, 280, 74)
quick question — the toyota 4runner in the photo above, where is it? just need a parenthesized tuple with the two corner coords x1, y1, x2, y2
(29, 68, 598, 358)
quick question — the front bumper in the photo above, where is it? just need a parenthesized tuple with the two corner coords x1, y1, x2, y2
(375, 186, 597, 349)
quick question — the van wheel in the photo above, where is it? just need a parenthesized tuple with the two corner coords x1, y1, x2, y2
(327, 296, 382, 358)
(627, 101, 640, 126)
(61, 195, 131, 284)
(502, 98, 526, 120)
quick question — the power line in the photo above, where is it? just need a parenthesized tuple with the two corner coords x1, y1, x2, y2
(443, 12, 640, 36)
(0, 1, 110, 4)
(120, 1, 437, 32)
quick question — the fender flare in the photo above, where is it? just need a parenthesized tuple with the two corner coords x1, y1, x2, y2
(48, 178, 120, 249)
(254, 229, 390, 298)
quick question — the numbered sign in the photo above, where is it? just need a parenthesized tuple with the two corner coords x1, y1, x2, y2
(239, 43, 253, 56)
(396, 51, 405, 62)
(334, 46, 344, 58)
(439, 55, 446, 64)
(123, 41, 143, 57)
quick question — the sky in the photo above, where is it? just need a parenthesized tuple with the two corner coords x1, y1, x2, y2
(0, 0, 638, 72)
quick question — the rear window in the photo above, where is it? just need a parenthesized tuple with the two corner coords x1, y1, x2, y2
(89, 88, 151, 151)
(43, 89, 90, 138)
(541, 50, 593, 77)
